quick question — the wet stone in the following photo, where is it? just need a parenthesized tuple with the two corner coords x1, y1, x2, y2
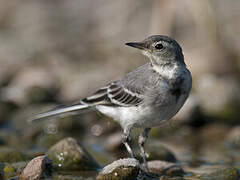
(200, 167, 240, 180)
(97, 158, 140, 180)
(46, 137, 100, 171)
(147, 160, 184, 177)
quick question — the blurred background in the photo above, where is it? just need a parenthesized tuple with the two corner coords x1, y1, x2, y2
(0, 0, 240, 178)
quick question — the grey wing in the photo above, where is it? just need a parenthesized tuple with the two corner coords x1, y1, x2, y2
(81, 81, 143, 107)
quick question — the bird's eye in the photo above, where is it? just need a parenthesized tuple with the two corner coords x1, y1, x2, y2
(155, 43, 163, 50)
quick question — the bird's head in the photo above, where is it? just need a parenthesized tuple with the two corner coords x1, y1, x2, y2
(125, 35, 184, 66)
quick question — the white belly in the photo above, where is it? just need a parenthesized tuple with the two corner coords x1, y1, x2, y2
(95, 92, 188, 129)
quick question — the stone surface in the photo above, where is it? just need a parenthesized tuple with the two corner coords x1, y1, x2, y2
(200, 167, 240, 180)
(97, 158, 140, 180)
(19, 155, 52, 180)
(147, 160, 184, 177)
(47, 137, 100, 171)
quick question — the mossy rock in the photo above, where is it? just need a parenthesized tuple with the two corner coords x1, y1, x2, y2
(46, 137, 100, 171)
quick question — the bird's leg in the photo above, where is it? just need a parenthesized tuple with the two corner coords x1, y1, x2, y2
(122, 128, 135, 158)
(138, 128, 151, 172)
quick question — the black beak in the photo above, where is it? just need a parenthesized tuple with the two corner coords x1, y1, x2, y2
(125, 42, 148, 50)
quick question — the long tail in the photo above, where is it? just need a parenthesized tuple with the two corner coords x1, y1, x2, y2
(29, 103, 90, 123)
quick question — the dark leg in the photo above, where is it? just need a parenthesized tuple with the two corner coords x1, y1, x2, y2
(138, 128, 151, 171)
(122, 128, 135, 158)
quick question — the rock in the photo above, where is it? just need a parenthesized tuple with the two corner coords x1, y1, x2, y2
(147, 143, 177, 163)
(97, 158, 140, 180)
(147, 160, 184, 177)
(225, 126, 240, 148)
(46, 137, 100, 171)
(0, 148, 28, 163)
(200, 167, 240, 180)
(19, 155, 52, 180)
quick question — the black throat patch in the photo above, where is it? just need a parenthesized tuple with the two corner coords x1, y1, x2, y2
(170, 77, 185, 102)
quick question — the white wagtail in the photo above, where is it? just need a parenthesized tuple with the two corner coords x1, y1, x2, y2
(30, 35, 192, 169)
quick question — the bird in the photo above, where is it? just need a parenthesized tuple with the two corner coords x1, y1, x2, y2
(30, 35, 192, 170)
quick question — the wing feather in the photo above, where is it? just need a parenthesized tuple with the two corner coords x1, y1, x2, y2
(81, 82, 143, 107)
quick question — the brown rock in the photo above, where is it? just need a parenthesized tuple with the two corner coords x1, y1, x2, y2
(19, 155, 52, 180)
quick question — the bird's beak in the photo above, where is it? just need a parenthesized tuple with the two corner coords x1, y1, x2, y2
(125, 42, 150, 52)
